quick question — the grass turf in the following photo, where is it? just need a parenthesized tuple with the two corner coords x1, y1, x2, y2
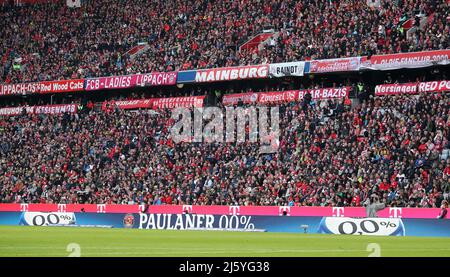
(0, 226, 449, 257)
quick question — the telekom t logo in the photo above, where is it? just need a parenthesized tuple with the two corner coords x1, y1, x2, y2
(57, 204, 67, 213)
(278, 206, 291, 216)
(389, 207, 402, 218)
(229, 206, 240, 215)
(332, 207, 345, 217)
(138, 204, 146, 213)
(20, 203, 29, 212)
(182, 205, 193, 213)
(96, 204, 106, 213)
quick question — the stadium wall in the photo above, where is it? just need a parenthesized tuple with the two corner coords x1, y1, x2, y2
(0, 211, 449, 237)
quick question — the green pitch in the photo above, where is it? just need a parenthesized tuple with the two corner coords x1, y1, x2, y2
(0, 226, 449, 257)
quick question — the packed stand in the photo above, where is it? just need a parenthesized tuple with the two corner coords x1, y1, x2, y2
(0, 91, 449, 207)
(1, 0, 449, 84)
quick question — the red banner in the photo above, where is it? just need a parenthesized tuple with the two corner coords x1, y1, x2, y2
(85, 75, 135, 91)
(0, 104, 77, 116)
(38, 79, 84, 94)
(375, 82, 418, 96)
(222, 92, 259, 106)
(361, 50, 450, 70)
(101, 99, 154, 111)
(195, 65, 268, 83)
(135, 72, 177, 86)
(298, 87, 350, 100)
(418, 80, 450, 93)
(309, 57, 360, 73)
(258, 90, 298, 104)
(0, 79, 84, 96)
(152, 96, 205, 109)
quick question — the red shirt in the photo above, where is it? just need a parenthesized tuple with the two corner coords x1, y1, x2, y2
(379, 182, 390, 191)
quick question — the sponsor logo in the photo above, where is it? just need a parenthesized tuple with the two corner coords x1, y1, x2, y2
(182, 205, 193, 214)
(96, 204, 106, 213)
(229, 206, 240, 215)
(389, 207, 402, 218)
(123, 214, 135, 228)
(57, 204, 67, 213)
(332, 207, 345, 217)
(278, 206, 291, 216)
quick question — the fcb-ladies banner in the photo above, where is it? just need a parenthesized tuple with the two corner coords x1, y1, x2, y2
(85, 72, 177, 91)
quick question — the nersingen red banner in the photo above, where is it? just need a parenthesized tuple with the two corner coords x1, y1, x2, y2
(361, 50, 450, 70)
(152, 96, 205, 109)
(375, 80, 450, 96)
(194, 65, 269, 83)
(0, 104, 77, 116)
(0, 79, 84, 95)
(222, 92, 259, 106)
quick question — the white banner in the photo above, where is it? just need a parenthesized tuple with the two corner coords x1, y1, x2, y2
(20, 212, 77, 226)
(318, 217, 405, 236)
(269, 62, 305, 77)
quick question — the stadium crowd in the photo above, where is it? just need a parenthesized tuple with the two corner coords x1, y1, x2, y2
(0, 91, 449, 207)
(1, 0, 449, 84)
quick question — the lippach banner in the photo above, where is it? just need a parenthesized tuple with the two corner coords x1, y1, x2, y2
(361, 50, 450, 70)
(0, 79, 84, 96)
(134, 72, 177, 87)
(194, 65, 268, 83)
(269, 62, 305, 77)
(0, 104, 77, 116)
(308, 57, 360, 73)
